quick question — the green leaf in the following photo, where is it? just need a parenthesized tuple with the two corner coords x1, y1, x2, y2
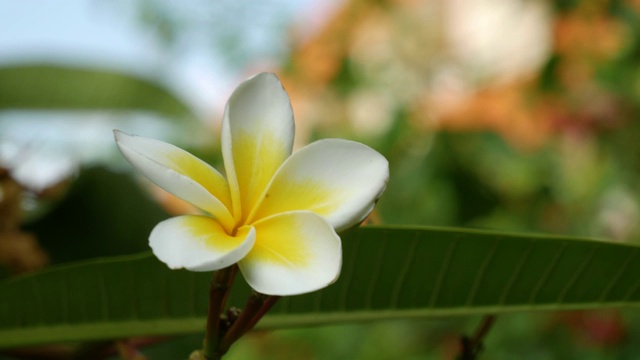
(25, 167, 170, 264)
(1, 226, 639, 348)
(0, 64, 196, 119)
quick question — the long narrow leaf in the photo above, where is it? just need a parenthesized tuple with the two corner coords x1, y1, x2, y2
(0, 65, 195, 119)
(1, 226, 639, 348)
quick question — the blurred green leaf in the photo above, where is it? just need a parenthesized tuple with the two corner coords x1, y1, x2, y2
(1, 226, 639, 348)
(24, 167, 170, 264)
(0, 65, 196, 119)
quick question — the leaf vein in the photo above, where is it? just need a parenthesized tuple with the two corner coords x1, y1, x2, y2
(390, 232, 420, 309)
(338, 230, 362, 311)
(528, 242, 567, 304)
(428, 238, 459, 307)
(364, 231, 388, 309)
(599, 248, 637, 303)
(497, 241, 534, 305)
(557, 244, 598, 303)
(465, 239, 500, 306)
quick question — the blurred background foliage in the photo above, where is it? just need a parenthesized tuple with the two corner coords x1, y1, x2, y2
(2, 0, 640, 358)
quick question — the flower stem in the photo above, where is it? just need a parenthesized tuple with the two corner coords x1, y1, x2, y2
(470, 315, 496, 349)
(217, 292, 280, 355)
(243, 295, 280, 333)
(458, 315, 497, 360)
(202, 265, 238, 360)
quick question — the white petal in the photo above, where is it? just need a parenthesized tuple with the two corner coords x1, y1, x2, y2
(238, 211, 341, 296)
(249, 139, 389, 231)
(114, 130, 235, 232)
(150, 215, 255, 272)
(221, 73, 294, 222)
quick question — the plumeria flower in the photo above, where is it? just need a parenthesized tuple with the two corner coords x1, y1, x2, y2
(114, 73, 388, 296)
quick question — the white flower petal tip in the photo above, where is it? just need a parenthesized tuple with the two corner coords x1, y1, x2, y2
(251, 139, 389, 231)
(225, 73, 294, 135)
(150, 215, 256, 272)
(239, 211, 342, 296)
(113, 130, 235, 230)
(221, 73, 295, 221)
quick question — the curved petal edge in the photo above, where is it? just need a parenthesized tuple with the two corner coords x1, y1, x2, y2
(250, 139, 389, 231)
(150, 215, 255, 272)
(239, 211, 342, 296)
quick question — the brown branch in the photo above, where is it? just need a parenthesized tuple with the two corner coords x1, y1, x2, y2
(202, 265, 238, 359)
(458, 315, 497, 360)
(217, 292, 278, 356)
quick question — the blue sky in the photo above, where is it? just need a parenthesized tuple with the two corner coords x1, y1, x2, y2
(0, 1, 160, 71)
(0, 0, 340, 116)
